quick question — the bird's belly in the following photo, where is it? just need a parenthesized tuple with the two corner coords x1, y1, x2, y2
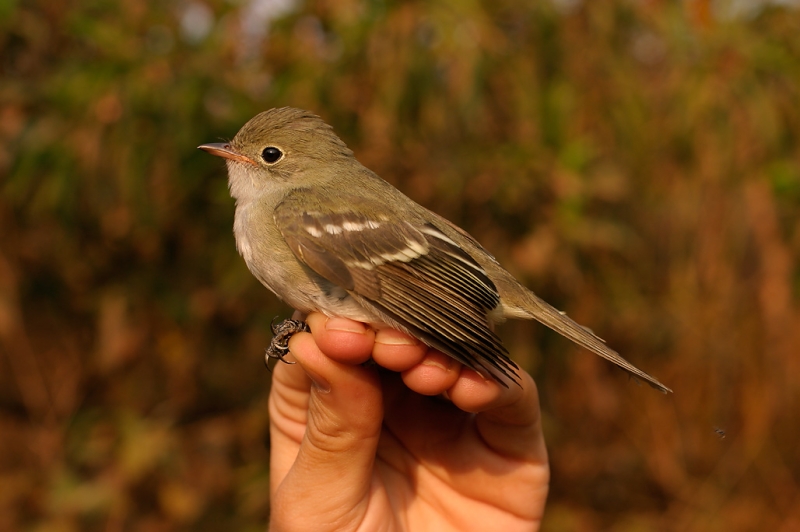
(305, 290, 376, 323)
(245, 252, 375, 323)
(233, 202, 377, 324)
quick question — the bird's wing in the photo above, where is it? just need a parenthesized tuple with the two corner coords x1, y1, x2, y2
(427, 206, 673, 393)
(273, 192, 520, 385)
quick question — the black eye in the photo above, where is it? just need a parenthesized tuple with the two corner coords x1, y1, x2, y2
(261, 147, 283, 163)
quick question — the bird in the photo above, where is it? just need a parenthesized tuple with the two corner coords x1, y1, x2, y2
(199, 107, 671, 393)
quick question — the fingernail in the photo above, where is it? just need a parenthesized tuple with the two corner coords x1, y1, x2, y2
(375, 329, 420, 346)
(421, 358, 449, 371)
(325, 317, 367, 334)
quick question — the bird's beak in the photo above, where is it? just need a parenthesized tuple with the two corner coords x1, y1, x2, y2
(197, 143, 257, 165)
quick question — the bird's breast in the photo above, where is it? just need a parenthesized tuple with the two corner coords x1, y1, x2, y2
(232, 200, 375, 323)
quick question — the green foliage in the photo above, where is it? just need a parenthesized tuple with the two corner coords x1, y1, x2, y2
(2, 1, 800, 530)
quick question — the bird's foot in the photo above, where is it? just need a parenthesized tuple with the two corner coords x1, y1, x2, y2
(265, 317, 310, 366)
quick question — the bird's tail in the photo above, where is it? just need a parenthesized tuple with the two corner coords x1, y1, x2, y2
(514, 291, 672, 393)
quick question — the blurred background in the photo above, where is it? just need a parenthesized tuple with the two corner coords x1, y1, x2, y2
(2, 0, 799, 530)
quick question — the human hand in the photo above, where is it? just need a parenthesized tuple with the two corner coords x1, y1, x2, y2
(268, 312, 549, 531)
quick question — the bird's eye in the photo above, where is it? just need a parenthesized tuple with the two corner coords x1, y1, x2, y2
(261, 147, 283, 164)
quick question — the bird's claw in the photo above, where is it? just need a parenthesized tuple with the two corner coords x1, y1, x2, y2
(265, 317, 310, 367)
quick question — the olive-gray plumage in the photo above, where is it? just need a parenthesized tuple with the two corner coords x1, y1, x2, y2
(199, 107, 671, 393)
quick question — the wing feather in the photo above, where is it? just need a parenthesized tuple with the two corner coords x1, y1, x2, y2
(274, 195, 520, 385)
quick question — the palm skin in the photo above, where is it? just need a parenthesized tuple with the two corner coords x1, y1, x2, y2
(267, 312, 549, 531)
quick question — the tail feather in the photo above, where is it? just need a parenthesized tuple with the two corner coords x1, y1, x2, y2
(519, 293, 672, 394)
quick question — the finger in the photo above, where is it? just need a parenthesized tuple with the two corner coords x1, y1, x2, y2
(443, 368, 509, 413)
(268, 357, 312, 490)
(372, 327, 428, 371)
(308, 313, 375, 364)
(400, 349, 461, 395)
(372, 328, 463, 395)
(269, 321, 383, 528)
(450, 370, 546, 461)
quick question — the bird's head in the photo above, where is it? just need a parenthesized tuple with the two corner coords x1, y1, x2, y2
(199, 107, 354, 201)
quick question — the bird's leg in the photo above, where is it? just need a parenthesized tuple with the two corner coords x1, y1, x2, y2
(265, 311, 309, 366)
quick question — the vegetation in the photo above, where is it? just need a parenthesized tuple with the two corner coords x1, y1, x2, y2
(1, 1, 799, 529)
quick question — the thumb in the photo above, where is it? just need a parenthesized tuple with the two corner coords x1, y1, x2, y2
(269, 315, 383, 530)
